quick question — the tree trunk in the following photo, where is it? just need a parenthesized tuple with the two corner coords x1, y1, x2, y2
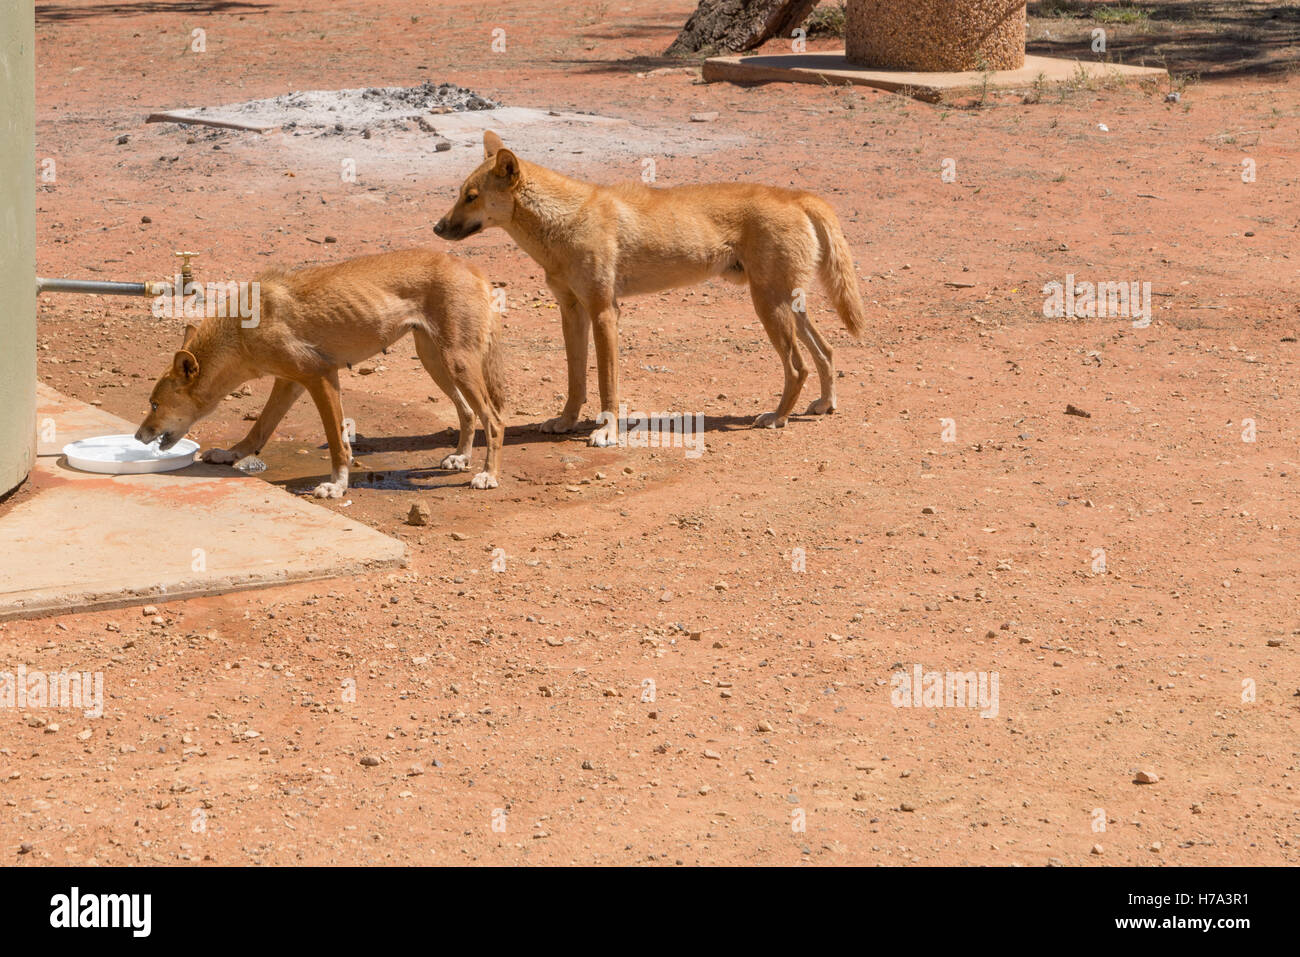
(666, 0, 821, 56)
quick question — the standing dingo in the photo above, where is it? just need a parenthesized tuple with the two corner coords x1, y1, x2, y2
(134, 249, 505, 496)
(435, 132, 866, 447)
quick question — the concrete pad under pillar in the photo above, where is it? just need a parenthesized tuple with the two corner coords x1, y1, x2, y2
(0, 386, 405, 621)
(702, 52, 1167, 101)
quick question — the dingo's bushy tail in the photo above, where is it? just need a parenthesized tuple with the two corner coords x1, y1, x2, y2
(807, 200, 866, 339)
(483, 324, 507, 412)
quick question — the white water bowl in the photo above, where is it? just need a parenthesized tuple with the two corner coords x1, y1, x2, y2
(62, 434, 200, 475)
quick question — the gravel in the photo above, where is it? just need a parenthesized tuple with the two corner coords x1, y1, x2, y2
(846, 1, 1026, 72)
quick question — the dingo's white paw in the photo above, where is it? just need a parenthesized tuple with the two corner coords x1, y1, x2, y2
(439, 453, 471, 471)
(806, 397, 837, 415)
(588, 420, 619, 447)
(312, 481, 347, 499)
(541, 414, 579, 434)
(202, 448, 241, 465)
(753, 412, 788, 430)
(470, 471, 499, 490)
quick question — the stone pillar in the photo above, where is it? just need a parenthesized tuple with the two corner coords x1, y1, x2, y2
(0, 1, 37, 497)
(846, 0, 1027, 72)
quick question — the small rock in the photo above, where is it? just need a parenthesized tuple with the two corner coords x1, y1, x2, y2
(360, 755, 381, 767)
(689, 111, 719, 122)
(450, 531, 469, 541)
(406, 503, 430, 526)
(1064, 404, 1091, 418)
(703, 749, 721, 760)
(1133, 770, 1159, 784)
(921, 506, 937, 514)
(1091, 843, 1104, 855)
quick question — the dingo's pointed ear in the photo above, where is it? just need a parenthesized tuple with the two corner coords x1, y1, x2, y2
(483, 131, 504, 158)
(493, 148, 520, 183)
(173, 349, 200, 383)
(181, 323, 198, 350)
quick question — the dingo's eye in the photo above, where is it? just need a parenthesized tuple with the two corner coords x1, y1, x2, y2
(466, 189, 479, 202)
(150, 402, 158, 412)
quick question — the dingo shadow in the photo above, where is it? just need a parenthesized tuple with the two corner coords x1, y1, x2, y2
(516, 411, 817, 441)
(36, 1, 269, 21)
(309, 467, 476, 493)
(345, 431, 456, 455)
(254, 463, 486, 494)
(343, 423, 562, 454)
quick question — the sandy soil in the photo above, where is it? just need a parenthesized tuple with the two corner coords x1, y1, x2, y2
(4, 0, 1298, 865)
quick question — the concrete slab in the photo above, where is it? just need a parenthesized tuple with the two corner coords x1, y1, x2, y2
(702, 52, 1167, 101)
(0, 386, 405, 621)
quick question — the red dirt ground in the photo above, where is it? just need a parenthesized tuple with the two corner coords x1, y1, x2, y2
(3, 0, 1298, 865)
